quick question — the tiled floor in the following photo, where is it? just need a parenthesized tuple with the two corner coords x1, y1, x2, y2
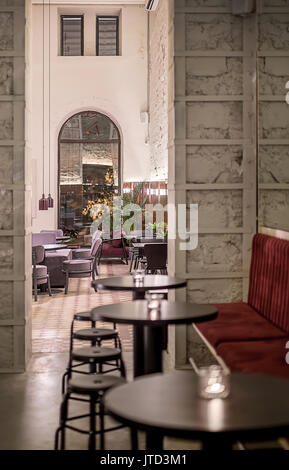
(32, 260, 133, 353)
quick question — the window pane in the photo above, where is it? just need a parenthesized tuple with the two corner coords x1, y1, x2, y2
(62, 16, 83, 56)
(97, 17, 118, 56)
(61, 112, 119, 141)
(59, 142, 119, 229)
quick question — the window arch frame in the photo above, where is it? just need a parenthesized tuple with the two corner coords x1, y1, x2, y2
(57, 110, 121, 229)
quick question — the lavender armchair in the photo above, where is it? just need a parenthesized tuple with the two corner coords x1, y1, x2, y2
(32, 232, 72, 287)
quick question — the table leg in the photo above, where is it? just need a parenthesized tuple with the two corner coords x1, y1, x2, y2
(133, 325, 145, 377)
(132, 290, 145, 377)
(143, 326, 163, 375)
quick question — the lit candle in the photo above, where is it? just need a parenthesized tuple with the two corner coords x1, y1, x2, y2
(198, 365, 230, 399)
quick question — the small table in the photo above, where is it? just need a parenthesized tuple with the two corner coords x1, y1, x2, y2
(92, 275, 186, 301)
(43, 244, 67, 251)
(105, 371, 289, 450)
(92, 301, 217, 377)
(56, 236, 70, 243)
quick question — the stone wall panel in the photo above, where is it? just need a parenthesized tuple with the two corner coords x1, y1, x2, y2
(187, 102, 243, 139)
(259, 146, 289, 183)
(0, 102, 13, 140)
(0, 147, 13, 183)
(186, 57, 242, 95)
(187, 278, 243, 304)
(259, 14, 289, 51)
(0, 282, 13, 320)
(259, 190, 289, 231)
(186, 145, 243, 183)
(259, 57, 289, 95)
(259, 102, 289, 139)
(186, 234, 242, 273)
(0, 13, 13, 51)
(187, 190, 243, 229)
(186, 0, 230, 6)
(185, 14, 242, 51)
(0, 237, 13, 274)
(0, 190, 13, 230)
(0, 326, 13, 368)
(0, 59, 13, 95)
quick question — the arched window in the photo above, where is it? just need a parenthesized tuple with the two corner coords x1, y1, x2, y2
(58, 111, 121, 231)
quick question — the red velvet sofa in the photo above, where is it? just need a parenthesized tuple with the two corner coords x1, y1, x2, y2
(197, 234, 289, 378)
(98, 233, 129, 264)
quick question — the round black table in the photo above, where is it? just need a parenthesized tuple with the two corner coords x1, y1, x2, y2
(43, 244, 67, 251)
(105, 371, 289, 450)
(91, 301, 217, 377)
(91, 275, 186, 300)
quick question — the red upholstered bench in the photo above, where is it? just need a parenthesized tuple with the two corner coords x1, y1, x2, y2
(196, 234, 289, 378)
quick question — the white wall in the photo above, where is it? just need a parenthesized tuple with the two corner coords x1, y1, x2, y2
(28, 1, 149, 232)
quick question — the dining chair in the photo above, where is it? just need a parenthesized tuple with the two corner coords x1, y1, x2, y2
(32, 245, 52, 301)
(143, 243, 168, 274)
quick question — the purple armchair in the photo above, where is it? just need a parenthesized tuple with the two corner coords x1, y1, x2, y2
(32, 232, 72, 287)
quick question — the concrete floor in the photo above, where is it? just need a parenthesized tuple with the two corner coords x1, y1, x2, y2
(0, 351, 201, 450)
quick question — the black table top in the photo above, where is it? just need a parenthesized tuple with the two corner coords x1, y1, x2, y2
(105, 371, 289, 441)
(92, 275, 187, 292)
(91, 301, 217, 325)
(43, 244, 68, 251)
(132, 242, 167, 248)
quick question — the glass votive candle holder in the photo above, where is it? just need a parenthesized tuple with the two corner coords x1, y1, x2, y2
(198, 365, 230, 399)
(133, 269, 146, 284)
(145, 293, 164, 320)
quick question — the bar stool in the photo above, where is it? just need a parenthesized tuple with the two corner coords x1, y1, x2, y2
(62, 311, 122, 393)
(55, 374, 126, 450)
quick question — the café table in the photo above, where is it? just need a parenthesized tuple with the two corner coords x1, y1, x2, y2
(43, 244, 67, 251)
(105, 370, 289, 450)
(56, 236, 70, 243)
(91, 300, 217, 377)
(92, 275, 185, 300)
(91, 275, 187, 377)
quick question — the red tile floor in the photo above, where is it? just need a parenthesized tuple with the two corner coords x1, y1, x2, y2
(32, 261, 133, 353)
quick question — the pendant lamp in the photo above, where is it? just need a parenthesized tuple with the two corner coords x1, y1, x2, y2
(47, 0, 54, 208)
(39, 0, 48, 210)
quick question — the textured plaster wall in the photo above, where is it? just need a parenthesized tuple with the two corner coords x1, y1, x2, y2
(170, 0, 258, 366)
(0, 0, 31, 372)
(258, 4, 289, 232)
(148, 0, 169, 181)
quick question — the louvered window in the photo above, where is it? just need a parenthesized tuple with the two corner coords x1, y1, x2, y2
(61, 16, 83, 56)
(96, 17, 119, 56)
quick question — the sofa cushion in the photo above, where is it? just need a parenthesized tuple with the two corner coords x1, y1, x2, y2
(197, 302, 287, 348)
(111, 239, 122, 248)
(216, 338, 289, 379)
(248, 234, 289, 333)
(33, 265, 48, 284)
(63, 259, 92, 278)
(73, 248, 91, 259)
(101, 244, 129, 257)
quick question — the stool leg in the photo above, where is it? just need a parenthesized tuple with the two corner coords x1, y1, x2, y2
(64, 272, 69, 295)
(60, 393, 69, 450)
(88, 396, 96, 451)
(129, 253, 134, 272)
(130, 428, 138, 450)
(120, 356, 126, 378)
(99, 399, 105, 450)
